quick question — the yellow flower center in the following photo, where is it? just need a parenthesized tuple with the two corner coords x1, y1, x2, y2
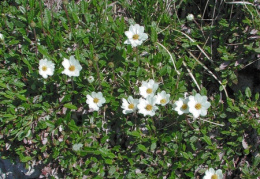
(146, 88, 153, 94)
(133, 34, 139, 40)
(181, 104, 188, 110)
(160, 99, 166, 104)
(195, 103, 202, 110)
(69, 65, 76, 71)
(145, 104, 153, 111)
(211, 174, 218, 179)
(93, 98, 99, 103)
(42, 66, 47, 71)
(128, 103, 135, 109)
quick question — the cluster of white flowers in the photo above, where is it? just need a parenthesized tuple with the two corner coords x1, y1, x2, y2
(121, 79, 170, 116)
(203, 168, 223, 179)
(39, 23, 147, 79)
(173, 93, 211, 119)
(38, 56, 86, 79)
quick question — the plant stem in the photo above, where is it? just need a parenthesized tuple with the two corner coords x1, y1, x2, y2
(33, 28, 38, 55)
(38, 0, 46, 36)
(95, 61, 101, 89)
(63, 3, 72, 32)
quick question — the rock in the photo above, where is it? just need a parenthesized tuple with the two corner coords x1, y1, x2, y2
(0, 158, 41, 179)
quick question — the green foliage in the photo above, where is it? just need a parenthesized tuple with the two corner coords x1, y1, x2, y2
(0, 0, 259, 178)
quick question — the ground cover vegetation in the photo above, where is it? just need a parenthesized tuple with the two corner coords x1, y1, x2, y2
(0, 0, 259, 178)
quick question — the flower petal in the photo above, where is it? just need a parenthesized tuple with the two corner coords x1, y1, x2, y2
(125, 31, 134, 39)
(62, 58, 70, 68)
(139, 33, 148, 41)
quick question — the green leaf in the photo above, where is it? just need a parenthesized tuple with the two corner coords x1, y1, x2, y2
(245, 87, 251, 98)
(255, 93, 259, 101)
(46, 120, 55, 129)
(37, 45, 51, 59)
(108, 166, 116, 176)
(182, 152, 190, 159)
(137, 144, 147, 152)
(0, 82, 8, 89)
(16, 94, 27, 101)
(22, 58, 32, 72)
(72, 143, 83, 151)
(3, 114, 17, 119)
(128, 130, 141, 138)
(151, 142, 156, 151)
(20, 156, 32, 162)
(151, 26, 157, 43)
(105, 159, 113, 165)
(44, 9, 51, 28)
(64, 103, 78, 110)
(200, 87, 207, 96)
(202, 136, 212, 145)
(72, 12, 79, 24)
(68, 121, 78, 132)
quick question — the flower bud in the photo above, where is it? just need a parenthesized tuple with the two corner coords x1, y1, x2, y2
(93, 55, 99, 62)
(108, 62, 114, 68)
(87, 76, 94, 83)
(186, 14, 194, 21)
(30, 21, 36, 28)
(88, 60, 93, 66)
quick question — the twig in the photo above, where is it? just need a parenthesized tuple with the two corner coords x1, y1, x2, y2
(182, 60, 201, 91)
(199, 118, 224, 126)
(63, 3, 72, 32)
(156, 42, 180, 75)
(187, 50, 229, 98)
(171, 28, 214, 63)
(38, 0, 46, 36)
(186, 116, 194, 129)
(33, 27, 38, 55)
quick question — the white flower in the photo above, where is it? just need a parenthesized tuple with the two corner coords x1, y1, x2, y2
(0, 33, 4, 41)
(139, 79, 159, 98)
(203, 168, 223, 179)
(38, 58, 55, 79)
(186, 14, 194, 21)
(173, 97, 189, 115)
(124, 24, 148, 47)
(62, 56, 82, 77)
(155, 91, 170, 106)
(87, 76, 94, 83)
(137, 96, 158, 116)
(86, 92, 106, 111)
(121, 96, 139, 114)
(188, 93, 211, 118)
